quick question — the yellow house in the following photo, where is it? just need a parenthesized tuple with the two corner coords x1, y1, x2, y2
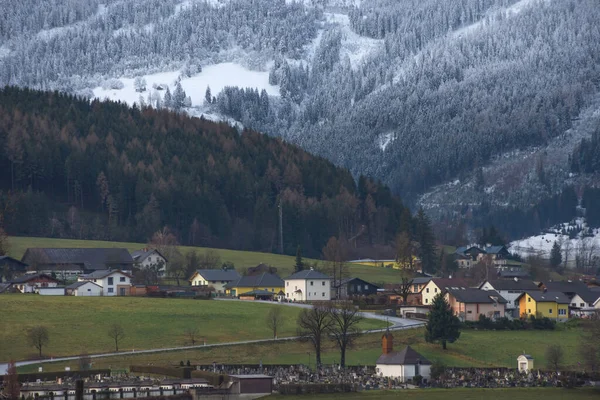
(348, 257, 419, 270)
(516, 291, 570, 320)
(224, 273, 284, 297)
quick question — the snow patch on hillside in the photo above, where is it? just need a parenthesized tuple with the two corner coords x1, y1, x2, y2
(93, 62, 279, 108)
(0, 46, 10, 59)
(324, 12, 383, 69)
(36, 3, 108, 41)
(376, 132, 394, 151)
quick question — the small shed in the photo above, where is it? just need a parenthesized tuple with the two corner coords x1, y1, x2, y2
(229, 375, 273, 395)
(517, 354, 534, 372)
(38, 287, 65, 296)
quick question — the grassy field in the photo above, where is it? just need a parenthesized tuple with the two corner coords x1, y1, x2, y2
(6, 236, 406, 284)
(16, 323, 584, 374)
(266, 388, 600, 400)
(0, 295, 387, 362)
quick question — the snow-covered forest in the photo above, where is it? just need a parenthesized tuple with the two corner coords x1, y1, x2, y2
(2, 0, 600, 239)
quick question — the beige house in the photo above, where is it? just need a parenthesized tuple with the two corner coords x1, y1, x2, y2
(445, 287, 507, 322)
(421, 278, 469, 305)
(188, 269, 241, 294)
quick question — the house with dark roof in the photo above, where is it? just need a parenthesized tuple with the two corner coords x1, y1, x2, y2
(131, 248, 168, 277)
(479, 279, 540, 317)
(333, 277, 379, 299)
(78, 270, 132, 296)
(454, 244, 510, 268)
(285, 269, 331, 302)
(569, 289, 600, 315)
(21, 248, 134, 276)
(0, 256, 29, 282)
(224, 273, 284, 298)
(246, 263, 278, 276)
(445, 287, 507, 321)
(376, 329, 431, 381)
(516, 291, 570, 320)
(10, 273, 60, 293)
(421, 278, 470, 306)
(189, 269, 241, 294)
(540, 281, 590, 299)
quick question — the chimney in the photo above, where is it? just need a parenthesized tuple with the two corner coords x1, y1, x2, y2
(382, 328, 393, 355)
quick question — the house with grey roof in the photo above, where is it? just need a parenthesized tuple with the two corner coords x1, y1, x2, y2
(479, 279, 540, 317)
(0, 256, 29, 282)
(21, 248, 134, 277)
(285, 269, 331, 302)
(9, 273, 61, 293)
(189, 269, 241, 294)
(445, 287, 507, 321)
(78, 270, 132, 296)
(131, 248, 168, 277)
(376, 329, 431, 381)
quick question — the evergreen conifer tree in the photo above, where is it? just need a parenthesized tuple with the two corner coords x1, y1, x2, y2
(415, 208, 436, 274)
(550, 241, 562, 269)
(205, 86, 212, 104)
(294, 245, 304, 273)
(425, 293, 461, 350)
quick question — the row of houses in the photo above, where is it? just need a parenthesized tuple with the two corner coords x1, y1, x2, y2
(388, 276, 600, 321)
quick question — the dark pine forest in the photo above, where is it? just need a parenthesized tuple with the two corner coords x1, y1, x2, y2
(0, 87, 414, 257)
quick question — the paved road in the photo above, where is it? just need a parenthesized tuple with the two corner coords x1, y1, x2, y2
(0, 301, 424, 374)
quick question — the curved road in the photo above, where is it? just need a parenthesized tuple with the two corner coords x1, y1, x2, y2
(0, 300, 424, 374)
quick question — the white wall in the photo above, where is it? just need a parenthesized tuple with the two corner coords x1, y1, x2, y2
(81, 272, 131, 296)
(38, 287, 65, 296)
(190, 275, 229, 294)
(74, 282, 103, 296)
(137, 251, 167, 276)
(480, 282, 525, 311)
(305, 279, 331, 301)
(285, 279, 307, 301)
(376, 364, 431, 382)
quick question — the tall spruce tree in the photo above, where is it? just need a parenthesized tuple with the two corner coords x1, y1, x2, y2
(294, 245, 304, 273)
(550, 241, 562, 269)
(425, 293, 461, 350)
(415, 208, 436, 274)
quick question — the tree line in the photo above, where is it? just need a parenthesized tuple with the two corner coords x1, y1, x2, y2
(0, 86, 415, 257)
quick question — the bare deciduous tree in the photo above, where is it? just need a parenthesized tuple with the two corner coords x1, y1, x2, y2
(393, 270, 414, 305)
(297, 303, 334, 368)
(323, 237, 348, 300)
(107, 323, 125, 352)
(26, 326, 49, 358)
(266, 307, 285, 339)
(2, 360, 20, 400)
(78, 354, 92, 371)
(546, 344, 564, 372)
(184, 327, 200, 345)
(328, 303, 363, 368)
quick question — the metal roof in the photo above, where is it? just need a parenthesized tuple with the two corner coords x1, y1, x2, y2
(286, 269, 331, 280)
(376, 346, 432, 365)
(192, 269, 241, 282)
(225, 273, 284, 289)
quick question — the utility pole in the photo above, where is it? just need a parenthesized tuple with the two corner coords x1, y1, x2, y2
(278, 198, 283, 254)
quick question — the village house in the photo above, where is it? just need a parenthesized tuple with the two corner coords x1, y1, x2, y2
(445, 287, 507, 321)
(224, 273, 284, 298)
(540, 280, 590, 299)
(333, 277, 379, 299)
(516, 291, 570, 320)
(21, 248, 134, 277)
(285, 269, 331, 301)
(131, 248, 168, 277)
(569, 290, 600, 316)
(66, 280, 103, 296)
(188, 269, 241, 294)
(454, 245, 510, 268)
(479, 278, 540, 317)
(421, 278, 469, 305)
(9, 273, 60, 293)
(0, 256, 29, 282)
(78, 270, 132, 296)
(376, 329, 431, 381)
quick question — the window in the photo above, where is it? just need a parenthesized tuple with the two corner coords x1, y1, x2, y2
(548, 309, 552, 314)
(528, 309, 531, 313)
(572, 303, 576, 307)
(322, 281, 326, 286)
(413, 285, 418, 292)
(467, 310, 472, 314)
(108, 288, 114, 293)
(426, 288, 430, 293)
(108, 277, 114, 285)
(87, 289, 91, 292)
(310, 281, 314, 286)
(322, 292, 325, 297)
(580, 303, 585, 307)
(364, 284, 368, 290)
(425, 299, 428, 304)
(286, 282, 289, 286)
(434, 288, 438, 293)
(528, 298, 531, 302)
(120, 277, 125, 282)
(558, 309, 566, 315)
